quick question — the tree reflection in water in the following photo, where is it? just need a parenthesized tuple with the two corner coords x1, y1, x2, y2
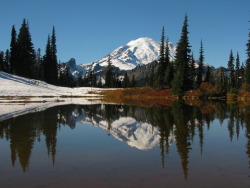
(0, 102, 249, 179)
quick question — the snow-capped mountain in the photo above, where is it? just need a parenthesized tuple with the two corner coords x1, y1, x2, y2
(62, 37, 212, 79)
(61, 37, 176, 78)
(96, 37, 176, 70)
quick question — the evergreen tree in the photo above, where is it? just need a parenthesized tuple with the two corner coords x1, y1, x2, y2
(0, 52, 4, 71)
(235, 52, 241, 89)
(218, 68, 227, 94)
(190, 53, 197, 89)
(105, 55, 113, 88)
(131, 75, 137, 87)
(97, 77, 103, 88)
(10, 25, 17, 74)
(164, 38, 173, 87)
(246, 27, 250, 91)
(5, 49, 10, 73)
(197, 40, 204, 87)
(43, 35, 53, 83)
(149, 64, 155, 87)
(227, 50, 236, 93)
(122, 72, 130, 88)
(16, 19, 36, 78)
(50, 26, 58, 84)
(156, 26, 166, 88)
(172, 14, 192, 96)
(77, 75, 83, 87)
(204, 66, 211, 83)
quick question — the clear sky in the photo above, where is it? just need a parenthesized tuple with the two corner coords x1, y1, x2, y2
(0, 0, 249, 68)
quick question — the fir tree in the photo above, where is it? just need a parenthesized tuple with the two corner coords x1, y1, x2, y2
(197, 40, 204, 87)
(204, 66, 211, 83)
(246, 26, 250, 91)
(5, 49, 10, 73)
(156, 26, 166, 88)
(172, 14, 192, 96)
(218, 68, 227, 94)
(164, 38, 173, 87)
(10, 25, 17, 74)
(50, 26, 58, 84)
(43, 35, 53, 83)
(0, 52, 4, 71)
(131, 75, 137, 87)
(77, 75, 83, 87)
(190, 53, 197, 89)
(227, 50, 236, 93)
(122, 72, 130, 88)
(105, 55, 113, 88)
(235, 52, 241, 89)
(16, 19, 36, 78)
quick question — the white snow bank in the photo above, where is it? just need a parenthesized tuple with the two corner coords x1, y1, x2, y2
(0, 71, 103, 97)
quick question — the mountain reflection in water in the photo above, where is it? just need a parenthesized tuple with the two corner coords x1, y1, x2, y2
(0, 102, 249, 187)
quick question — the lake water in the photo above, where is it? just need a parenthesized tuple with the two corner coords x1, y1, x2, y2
(0, 102, 249, 188)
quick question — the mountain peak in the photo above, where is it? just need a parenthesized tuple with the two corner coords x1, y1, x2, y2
(94, 37, 175, 70)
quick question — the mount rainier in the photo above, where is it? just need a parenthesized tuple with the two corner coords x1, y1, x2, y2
(62, 37, 211, 79)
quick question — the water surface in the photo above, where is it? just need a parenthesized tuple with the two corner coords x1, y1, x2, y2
(0, 102, 249, 187)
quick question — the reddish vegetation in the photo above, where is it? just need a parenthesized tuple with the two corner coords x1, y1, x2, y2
(96, 87, 176, 107)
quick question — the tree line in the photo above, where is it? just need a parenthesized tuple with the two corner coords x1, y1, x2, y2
(146, 15, 250, 96)
(0, 19, 74, 86)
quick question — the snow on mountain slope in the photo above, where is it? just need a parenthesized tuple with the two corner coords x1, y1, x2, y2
(82, 115, 175, 151)
(94, 37, 176, 70)
(0, 71, 102, 97)
(63, 37, 212, 79)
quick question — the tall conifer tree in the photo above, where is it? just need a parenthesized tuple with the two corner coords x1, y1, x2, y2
(172, 14, 192, 96)
(164, 37, 173, 87)
(10, 25, 17, 74)
(197, 40, 204, 87)
(246, 26, 250, 91)
(235, 52, 241, 89)
(190, 53, 197, 89)
(16, 19, 36, 78)
(156, 26, 166, 88)
(105, 55, 113, 88)
(227, 50, 236, 92)
(51, 26, 58, 84)
(43, 35, 53, 83)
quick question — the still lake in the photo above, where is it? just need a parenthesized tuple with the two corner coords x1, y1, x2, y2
(0, 102, 249, 188)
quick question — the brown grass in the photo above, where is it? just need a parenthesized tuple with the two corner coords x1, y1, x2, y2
(90, 87, 177, 107)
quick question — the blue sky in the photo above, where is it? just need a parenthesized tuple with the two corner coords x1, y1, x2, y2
(0, 0, 249, 68)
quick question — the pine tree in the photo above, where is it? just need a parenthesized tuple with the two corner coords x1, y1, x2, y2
(235, 52, 241, 89)
(131, 75, 137, 87)
(246, 27, 250, 91)
(77, 75, 83, 87)
(227, 50, 236, 93)
(172, 14, 192, 96)
(51, 26, 58, 84)
(5, 49, 10, 73)
(164, 38, 173, 87)
(122, 72, 130, 88)
(218, 68, 227, 94)
(16, 19, 36, 78)
(156, 26, 166, 88)
(0, 52, 4, 71)
(190, 53, 197, 89)
(204, 66, 211, 83)
(43, 35, 53, 83)
(10, 25, 17, 74)
(197, 40, 204, 87)
(105, 55, 113, 88)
